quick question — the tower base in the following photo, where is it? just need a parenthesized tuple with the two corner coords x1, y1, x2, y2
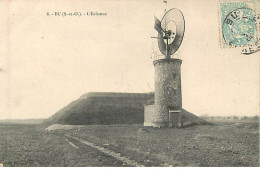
(144, 105, 208, 128)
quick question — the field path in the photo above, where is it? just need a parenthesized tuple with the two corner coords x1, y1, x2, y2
(1, 122, 258, 167)
(65, 135, 145, 167)
(65, 138, 79, 149)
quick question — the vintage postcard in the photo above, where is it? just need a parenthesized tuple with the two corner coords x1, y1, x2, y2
(0, 0, 259, 167)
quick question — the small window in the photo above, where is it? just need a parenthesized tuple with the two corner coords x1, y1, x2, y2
(173, 74, 176, 78)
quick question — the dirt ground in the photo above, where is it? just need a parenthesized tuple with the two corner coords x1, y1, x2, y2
(0, 120, 259, 167)
(0, 124, 124, 167)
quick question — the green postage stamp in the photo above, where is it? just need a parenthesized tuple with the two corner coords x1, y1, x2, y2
(219, 0, 258, 48)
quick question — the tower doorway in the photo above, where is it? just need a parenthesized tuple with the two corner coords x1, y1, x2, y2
(168, 110, 181, 127)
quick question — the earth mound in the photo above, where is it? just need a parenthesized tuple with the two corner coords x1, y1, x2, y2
(43, 92, 154, 126)
(180, 109, 212, 127)
(43, 92, 209, 127)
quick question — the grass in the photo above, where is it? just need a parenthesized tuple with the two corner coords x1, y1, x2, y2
(0, 120, 259, 167)
(0, 124, 124, 166)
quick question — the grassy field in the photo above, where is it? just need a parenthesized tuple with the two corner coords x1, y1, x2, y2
(0, 124, 124, 167)
(0, 120, 259, 167)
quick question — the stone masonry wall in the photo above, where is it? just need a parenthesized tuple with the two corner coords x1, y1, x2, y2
(153, 59, 182, 127)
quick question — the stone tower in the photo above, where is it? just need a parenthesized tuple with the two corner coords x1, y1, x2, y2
(144, 8, 185, 128)
(154, 58, 182, 127)
(144, 58, 182, 128)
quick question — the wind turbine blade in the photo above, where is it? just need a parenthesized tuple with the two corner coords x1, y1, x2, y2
(154, 16, 162, 33)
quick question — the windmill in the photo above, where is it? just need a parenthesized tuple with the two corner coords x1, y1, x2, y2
(153, 8, 185, 59)
(144, 6, 185, 128)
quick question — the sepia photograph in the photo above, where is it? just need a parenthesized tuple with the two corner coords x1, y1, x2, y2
(0, 0, 259, 167)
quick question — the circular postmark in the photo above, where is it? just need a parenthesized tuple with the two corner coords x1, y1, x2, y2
(222, 7, 257, 47)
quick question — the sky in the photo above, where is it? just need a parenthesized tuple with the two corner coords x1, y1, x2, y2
(0, 0, 259, 119)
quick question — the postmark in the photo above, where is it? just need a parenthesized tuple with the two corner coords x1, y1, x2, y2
(219, 0, 258, 48)
(241, 13, 260, 54)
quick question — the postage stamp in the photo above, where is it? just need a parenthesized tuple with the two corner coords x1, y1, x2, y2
(219, 0, 258, 48)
